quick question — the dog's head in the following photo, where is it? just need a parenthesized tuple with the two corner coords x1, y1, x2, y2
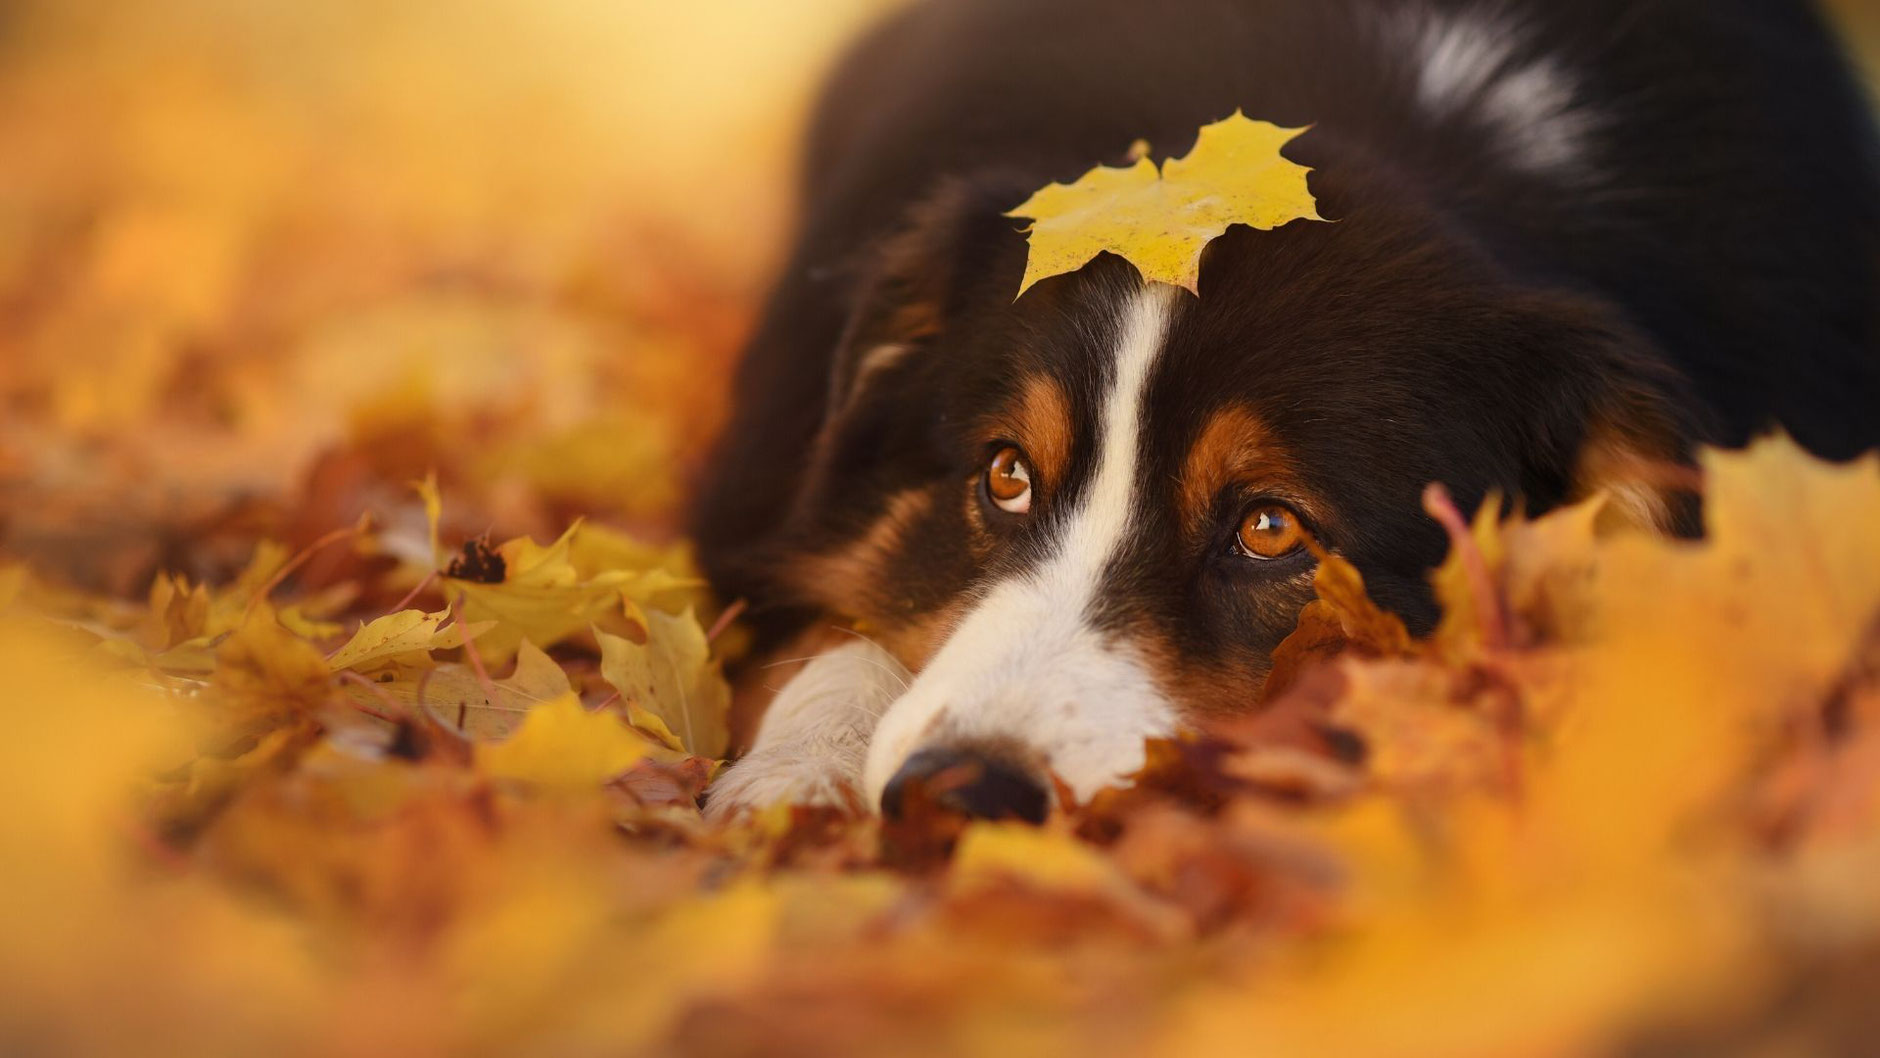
(763, 157, 1689, 816)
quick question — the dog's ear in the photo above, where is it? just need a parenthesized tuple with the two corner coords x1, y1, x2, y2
(825, 178, 1024, 418)
(783, 179, 1024, 535)
(1516, 293, 1706, 533)
(1570, 375, 1702, 534)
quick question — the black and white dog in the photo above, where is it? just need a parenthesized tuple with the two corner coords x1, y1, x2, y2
(694, 0, 1880, 821)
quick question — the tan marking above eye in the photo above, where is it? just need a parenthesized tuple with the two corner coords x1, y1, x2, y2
(1181, 406, 1290, 532)
(985, 447, 1034, 514)
(1236, 503, 1305, 559)
(977, 375, 1071, 498)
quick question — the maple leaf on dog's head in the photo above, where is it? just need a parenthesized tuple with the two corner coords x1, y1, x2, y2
(1005, 111, 1326, 296)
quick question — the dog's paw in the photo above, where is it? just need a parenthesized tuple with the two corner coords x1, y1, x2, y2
(703, 637, 907, 822)
(703, 749, 865, 821)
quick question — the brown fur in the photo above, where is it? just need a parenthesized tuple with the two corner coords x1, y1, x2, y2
(785, 488, 971, 670)
(1570, 405, 1698, 535)
(985, 374, 1074, 494)
(1176, 405, 1309, 535)
(792, 489, 934, 623)
(1129, 628, 1271, 718)
(874, 596, 970, 672)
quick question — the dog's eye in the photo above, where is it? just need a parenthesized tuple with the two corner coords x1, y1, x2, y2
(984, 447, 1033, 515)
(1236, 503, 1304, 559)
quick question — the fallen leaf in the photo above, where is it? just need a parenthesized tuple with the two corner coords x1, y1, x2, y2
(342, 638, 576, 740)
(210, 606, 333, 737)
(325, 608, 491, 673)
(475, 692, 657, 789)
(1263, 550, 1413, 700)
(950, 822, 1122, 895)
(597, 608, 731, 760)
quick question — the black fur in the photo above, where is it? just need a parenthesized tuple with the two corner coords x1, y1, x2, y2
(694, 0, 1880, 658)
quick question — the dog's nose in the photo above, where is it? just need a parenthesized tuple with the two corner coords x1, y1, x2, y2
(880, 747, 1049, 824)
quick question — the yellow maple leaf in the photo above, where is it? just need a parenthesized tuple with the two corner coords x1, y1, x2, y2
(950, 822, 1119, 894)
(595, 608, 730, 760)
(1005, 111, 1325, 296)
(475, 692, 654, 789)
(625, 703, 686, 753)
(324, 608, 494, 673)
(210, 606, 333, 732)
(442, 526, 640, 664)
(1537, 435, 1880, 865)
(564, 525, 710, 616)
(374, 639, 576, 741)
(423, 498, 707, 666)
(133, 541, 289, 656)
(949, 822, 1188, 938)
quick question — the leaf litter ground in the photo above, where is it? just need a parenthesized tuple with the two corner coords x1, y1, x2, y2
(4, 4, 1880, 1055)
(10, 413, 1880, 1058)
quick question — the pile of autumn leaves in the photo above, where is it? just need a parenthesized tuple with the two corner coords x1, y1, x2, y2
(2, 436, 1879, 1057)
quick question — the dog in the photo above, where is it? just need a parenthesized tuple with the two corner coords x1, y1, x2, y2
(693, 0, 1880, 821)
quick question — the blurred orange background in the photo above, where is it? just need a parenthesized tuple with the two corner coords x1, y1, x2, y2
(0, 0, 1872, 592)
(0, 0, 892, 591)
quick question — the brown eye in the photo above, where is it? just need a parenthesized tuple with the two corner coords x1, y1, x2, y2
(1236, 503, 1304, 559)
(985, 446, 1033, 515)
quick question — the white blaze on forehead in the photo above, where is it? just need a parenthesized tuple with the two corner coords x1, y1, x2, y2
(861, 285, 1181, 809)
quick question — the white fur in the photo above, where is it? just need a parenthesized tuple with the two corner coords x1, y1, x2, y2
(710, 286, 1187, 817)
(704, 637, 910, 818)
(860, 286, 1182, 808)
(1398, 8, 1595, 175)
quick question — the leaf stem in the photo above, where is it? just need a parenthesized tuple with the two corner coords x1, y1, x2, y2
(1422, 482, 1509, 652)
